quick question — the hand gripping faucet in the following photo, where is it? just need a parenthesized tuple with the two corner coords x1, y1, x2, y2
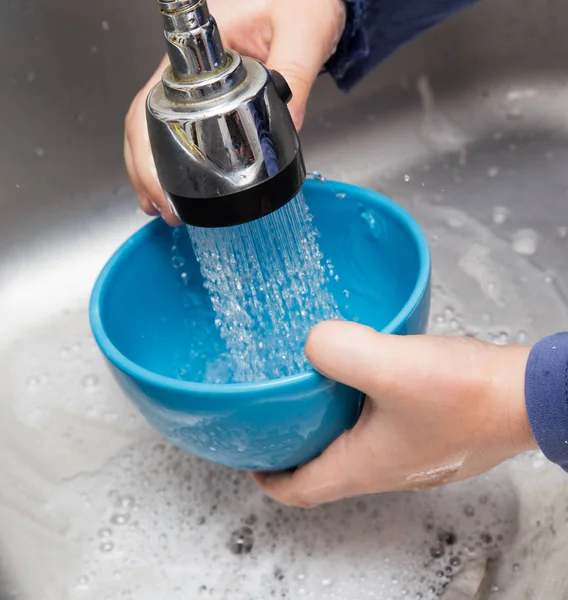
(147, 0, 306, 227)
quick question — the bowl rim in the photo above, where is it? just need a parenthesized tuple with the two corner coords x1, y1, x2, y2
(89, 179, 431, 397)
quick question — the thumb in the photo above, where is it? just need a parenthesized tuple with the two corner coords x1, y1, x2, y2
(305, 320, 424, 403)
(267, 0, 346, 129)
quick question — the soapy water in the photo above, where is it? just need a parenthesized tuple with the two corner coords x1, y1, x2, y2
(181, 191, 341, 383)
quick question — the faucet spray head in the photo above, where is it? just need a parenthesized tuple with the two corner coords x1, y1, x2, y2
(147, 0, 306, 228)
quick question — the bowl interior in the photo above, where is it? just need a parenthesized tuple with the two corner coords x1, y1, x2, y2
(95, 181, 427, 383)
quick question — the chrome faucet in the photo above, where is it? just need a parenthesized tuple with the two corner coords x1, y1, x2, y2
(147, 0, 306, 227)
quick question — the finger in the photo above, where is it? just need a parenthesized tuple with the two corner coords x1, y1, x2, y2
(267, 0, 345, 129)
(253, 399, 377, 507)
(305, 320, 403, 400)
(126, 94, 182, 226)
(124, 137, 145, 201)
(125, 139, 159, 216)
(305, 321, 495, 407)
(140, 196, 160, 217)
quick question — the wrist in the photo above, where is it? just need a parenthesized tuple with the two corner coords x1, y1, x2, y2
(490, 344, 538, 456)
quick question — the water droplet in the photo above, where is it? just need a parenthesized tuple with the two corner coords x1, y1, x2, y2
(102, 20, 110, 32)
(321, 578, 332, 587)
(34, 146, 45, 157)
(487, 166, 499, 178)
(558, 226, 568, 239)
(512, 229, 539, 256)
(404, 174, 410, 183)
(492, 206, 510, 225)
(464, 505, 475, 517)
(516, 330, 528, 344)
(27, 72, 36, 83)
(309, 172, 325, 183)
(336, 193, 346, 199)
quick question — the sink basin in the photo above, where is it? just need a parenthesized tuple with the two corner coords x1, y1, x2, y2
(2, 0, 568, 598)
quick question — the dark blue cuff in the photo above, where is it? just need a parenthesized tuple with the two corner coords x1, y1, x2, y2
(326, 0, 479, 91)
(525, 333, 568, 471)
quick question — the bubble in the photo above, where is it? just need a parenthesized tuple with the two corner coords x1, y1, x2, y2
(321, 578, 332, 586)
(446, 215, 463, 228)
(26, 375, 41, 389)
(336, 193, 346, 199)
(480, 532, 493, 545)
(118, 495, 135, 509)
(111, 513, 130, 525)
(100, 541, 114, 553)
(512, 229, 539, 256)
(172, 255, 185, 269)
(228, 526, 254, 555)
(492, 206, 510, 225)
(404, 174, 410, 182)
(34, 146, 45, 157)
(464, 505, 475, 517)
(102, 20, 110, 32)
(430, 545, 445, 559)
(82, 373, 99, 388)
(487, 166, 499, 178)
(438, 530, 457, 546)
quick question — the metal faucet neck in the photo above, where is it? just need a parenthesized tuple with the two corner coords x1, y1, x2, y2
(158, 0, 226, 79)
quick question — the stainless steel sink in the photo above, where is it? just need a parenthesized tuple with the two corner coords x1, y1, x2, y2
(2, 0, 568, 598)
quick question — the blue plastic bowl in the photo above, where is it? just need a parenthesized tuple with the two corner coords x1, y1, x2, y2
(90, 180, 430, 471)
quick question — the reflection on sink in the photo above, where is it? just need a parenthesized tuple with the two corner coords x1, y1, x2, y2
(2, 0, 568, 598)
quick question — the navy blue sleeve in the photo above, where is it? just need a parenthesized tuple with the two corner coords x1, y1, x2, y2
(525, 333, 568, 471)
(326, 0, 479, 91)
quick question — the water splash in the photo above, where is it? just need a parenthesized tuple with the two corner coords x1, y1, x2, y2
(186, 192, 341, 382)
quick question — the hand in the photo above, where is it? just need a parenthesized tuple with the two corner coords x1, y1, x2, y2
(253, 321, 537, 507)
(124, 0, 347, 224)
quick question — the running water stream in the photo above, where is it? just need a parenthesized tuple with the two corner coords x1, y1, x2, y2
(186, 191, 341, 382)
